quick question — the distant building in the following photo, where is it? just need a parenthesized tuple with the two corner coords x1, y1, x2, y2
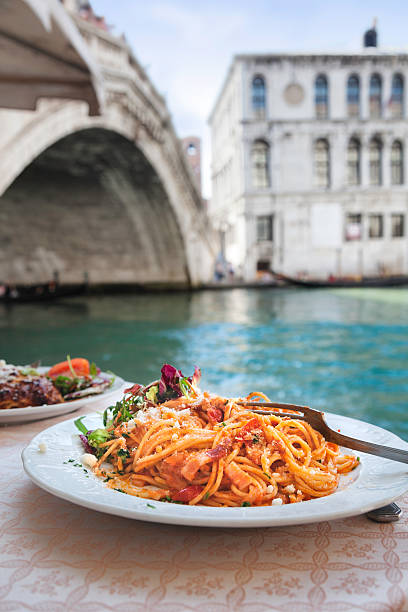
(181, 136, 202, 194)
(209, 25, 408, 280)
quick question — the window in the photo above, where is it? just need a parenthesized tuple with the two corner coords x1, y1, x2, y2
(368, 214, 383, 238)
(347, 138, 361, 185)
(369, 74, 382, 117)
(251, 140, 269, 188)
(257, 260, 271, 271)
(315, 75, 328, 118)
(347, 75, 360, 117)
(392, 214, 404, 237)
(391, 74, 404, 118)
(314, 139, 330, 188)
(345, 213, 362, 241)
(369, 138, 382, 186)
(257, 215, 273, 241)
(391, 140, 403, 185)
(252, 75, 266, 118)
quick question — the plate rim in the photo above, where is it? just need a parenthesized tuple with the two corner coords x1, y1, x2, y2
(21, 410, 408, 527)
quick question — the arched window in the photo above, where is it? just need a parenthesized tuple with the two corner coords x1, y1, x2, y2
(251, 140, 269, 188)
(391, 140, 403, 184)
(391, 74, 404, 118)
(369, 138, 382, 185)
(347, 138, 361, 185)
(347, 75, 360, 117)
(369, 74, 382, 117)
(252, 76, 266, 119)
(315, 75, 328, 118)
(314, 139, 330, 188)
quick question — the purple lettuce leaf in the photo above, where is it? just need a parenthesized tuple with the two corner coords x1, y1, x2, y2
(158, 364, 184, 397)
(79, 431, 95, 455)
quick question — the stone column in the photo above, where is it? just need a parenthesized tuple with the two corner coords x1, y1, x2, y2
(360, 133, 370, 188)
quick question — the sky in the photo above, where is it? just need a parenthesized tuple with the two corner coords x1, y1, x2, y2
(93, 0, 408, 197)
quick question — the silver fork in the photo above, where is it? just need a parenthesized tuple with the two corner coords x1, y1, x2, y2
(237, 401, 408, 464)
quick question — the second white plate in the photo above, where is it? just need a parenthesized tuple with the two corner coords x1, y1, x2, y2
(0, 370, 126, 424)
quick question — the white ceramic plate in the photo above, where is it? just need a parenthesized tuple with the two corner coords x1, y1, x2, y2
(0, 367, 126, 424)
(22, 411, 408, 527)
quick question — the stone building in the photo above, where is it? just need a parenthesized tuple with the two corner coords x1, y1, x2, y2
(209, 27, 408, 280)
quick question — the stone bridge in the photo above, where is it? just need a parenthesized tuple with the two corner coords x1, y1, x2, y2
(0, 10, 216, 287)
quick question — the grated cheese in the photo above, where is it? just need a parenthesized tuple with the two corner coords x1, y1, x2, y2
(272, 498, 283, 506)
(284, 484, 295, 494)
(135, 407, 160, 423)
(38, 442, 47, 453)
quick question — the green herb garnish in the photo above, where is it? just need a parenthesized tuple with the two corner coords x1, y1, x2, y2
(74, 417, 88, 435)
(88, 429, 112, 447)
(242, 501, 251, 507)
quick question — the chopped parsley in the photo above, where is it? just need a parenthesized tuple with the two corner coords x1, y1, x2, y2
(161, 496, 183, 504)
(117, 449, 130, 459)
(114, 488, 126, 494)
(242, 501, 251, 507)
(263, 472, 271, 479)
(146, 503, 156, 509)
(203, 492, 210, 500)
(252, 435, 260, 444)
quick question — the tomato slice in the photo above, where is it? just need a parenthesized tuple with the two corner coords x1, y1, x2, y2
(48, 358, 90, 379)
(171, 485, 203, 503)
(235, 418, 260, 441)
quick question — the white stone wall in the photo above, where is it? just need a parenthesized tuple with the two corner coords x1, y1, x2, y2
(210, 51, 408, 280)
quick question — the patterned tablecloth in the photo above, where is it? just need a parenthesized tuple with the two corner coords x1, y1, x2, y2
(1, 389, 408, 612)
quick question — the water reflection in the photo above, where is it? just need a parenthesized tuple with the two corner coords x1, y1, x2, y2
(1, 288, 408, 439)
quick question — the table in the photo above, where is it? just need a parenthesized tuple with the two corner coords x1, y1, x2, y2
(1, 396, 408, 612)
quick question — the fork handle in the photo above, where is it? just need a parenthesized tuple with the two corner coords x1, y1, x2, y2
(327, 431, 408, 464)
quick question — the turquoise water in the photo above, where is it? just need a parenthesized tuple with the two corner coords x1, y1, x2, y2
(1, 288, 407, 439)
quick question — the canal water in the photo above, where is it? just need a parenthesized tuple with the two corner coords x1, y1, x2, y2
(1, 287, 407, 439)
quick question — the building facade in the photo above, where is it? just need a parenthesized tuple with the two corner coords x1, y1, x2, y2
(209, 38, 408, 280)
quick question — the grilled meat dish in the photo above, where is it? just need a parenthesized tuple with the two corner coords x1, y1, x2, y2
(0, 362, 63, 409)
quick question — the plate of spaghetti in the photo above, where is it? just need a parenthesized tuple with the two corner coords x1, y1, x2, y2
(22, 364, 408, 527)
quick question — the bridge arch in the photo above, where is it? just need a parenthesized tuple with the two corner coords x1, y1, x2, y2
(0, 98, 215, 286)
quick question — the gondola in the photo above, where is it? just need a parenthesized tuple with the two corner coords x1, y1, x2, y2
(0, 282, 88, 304)
(271, 270, 408, 288)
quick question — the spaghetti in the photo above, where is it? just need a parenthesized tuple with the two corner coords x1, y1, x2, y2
(79, 365, 359, 507)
